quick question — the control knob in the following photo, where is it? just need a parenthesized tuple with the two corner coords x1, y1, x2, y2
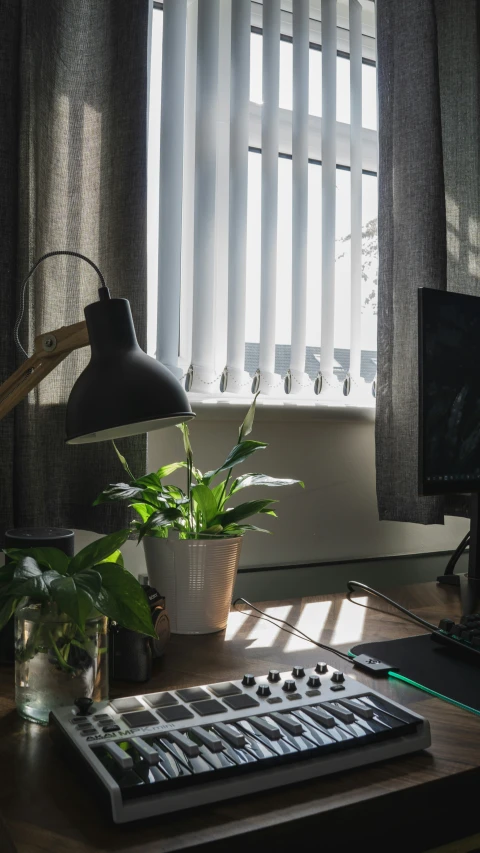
(292, 666, 305, 678)
(331, 671, 345, 683)
(242, 674, 256, 687)
(267, 670, 281, 683)
(307, 674, 321, 689)
(257, 684, 271, 697)
(282, 679, 297, 693)
(315, 662, 328, 674)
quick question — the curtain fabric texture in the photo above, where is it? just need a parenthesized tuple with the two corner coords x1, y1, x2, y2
(0, 0, 149, 535)
(376, 0, 480, 524)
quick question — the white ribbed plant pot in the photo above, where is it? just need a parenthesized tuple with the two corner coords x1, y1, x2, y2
(143, 536, 243, 634)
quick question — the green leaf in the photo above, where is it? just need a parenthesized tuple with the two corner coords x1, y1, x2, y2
(4, 547, 70, 575)
(97, 549, 124, 567)
(0, 565, 15, 584)
(201, 524, 224, 535)
(230, 473, 304, 494)
(93, 563, 156, 637)
(191, 484, 218, 526)
(131, 502, 157, 523)
(238, 392, 259, 443)
(13, 556, 43, 581)
(49, 576, 80, 626)
(69, 530, 130, 575)
(177, 422, 193, 462)
(135, 473, 163, 490)
(211, 480, 228, 509)
(93, 484, 144, 505)
(137, 508, 183, 543)
(156, 461, 187, 479)
(75, 569, 103, 598)
(218, 499, 278, 526)
(204, 441, 268, 484)
(222, 523, 271, 535)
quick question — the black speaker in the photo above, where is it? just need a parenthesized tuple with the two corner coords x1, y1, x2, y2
(0, 527, 75, 665)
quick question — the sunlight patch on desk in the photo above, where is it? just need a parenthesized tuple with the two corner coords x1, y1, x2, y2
(224, 609, 251, 642)
(330, 597, 367, 646)
(285, 601, 332, 652)
(245, 605, 293, 649)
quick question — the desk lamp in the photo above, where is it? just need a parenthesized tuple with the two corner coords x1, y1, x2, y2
(0, 250, 194, 440)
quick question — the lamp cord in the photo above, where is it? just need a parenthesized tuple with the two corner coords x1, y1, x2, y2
(346, 580, 438, 631)
(14, 250, 108, 358)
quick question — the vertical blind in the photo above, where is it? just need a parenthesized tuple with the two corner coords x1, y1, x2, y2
(152, 0, 377, 399)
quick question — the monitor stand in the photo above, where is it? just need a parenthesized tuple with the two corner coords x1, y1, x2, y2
(459, 493, 480, 616)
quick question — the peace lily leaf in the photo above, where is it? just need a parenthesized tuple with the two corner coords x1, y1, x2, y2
(238, 392, 259, 443)
(177, 422, 193, 462)
(192, 484, 218, 526)
(93, 562, 156, 637)
(222, 523, 272, 535)
(130, 502, 158, 523)
(93, 483, 144, 505)
(137, 508, 183, 543)
(135, 472, 163, 490)
(230, 473, 304, 494)
(112, 440, 135, 479)
(156, 461, 187, 479)
(4, 546, 70, 575)
(218, 499, 278, 526)
(202, 524, 224, 535)
(69, 530, 130, 575)
(203, 441, 268, 484)
(211, 480, 228, 508)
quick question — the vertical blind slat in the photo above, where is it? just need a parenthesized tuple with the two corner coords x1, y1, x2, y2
(225, 0, 251, 390)
(190, 0, 220, 387)
(320, 0, 337, 386)
(348, 0, 363, 382)
(289, 0, 310, 388)
(259, 0, 281, 390)
(156, 0, 188, 375)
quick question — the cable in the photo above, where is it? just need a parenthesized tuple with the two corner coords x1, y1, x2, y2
(443, 531, 470, 576)
(346, 580, 437, 632)
(233, 596, 352, 664)
(14, 250, 108, 358)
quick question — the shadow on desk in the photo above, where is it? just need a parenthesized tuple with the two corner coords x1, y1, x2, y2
(0, 814, 17, 853)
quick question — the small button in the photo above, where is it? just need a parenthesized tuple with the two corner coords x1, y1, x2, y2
(93, 714, 111, 722)
(190, 699, 226, 716)
(286, 693, 302, 701)
(70, 716, 87, 724)
(315, 662, 328, 674)
(292, 666, 305, 678)
(256, 684, 271, 697)
(80, 728, 97, 736)
(176, 687, 210, 703)
(223, 693, 260, 711)
(331, 684, 345, 692)
(102, 724, 121, 733)
(267, 670, 281, 683)
(266, 696, 283, 704)
(282, 679, 296, 693)
(242, 674, 256, 687)
(331, 671, 345, 683)
(307, 675, 321, 689)
(305, 689, 321, 697)
(157, 705, 195, 723)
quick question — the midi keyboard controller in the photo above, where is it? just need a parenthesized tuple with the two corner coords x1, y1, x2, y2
(50, 663, 431, 823)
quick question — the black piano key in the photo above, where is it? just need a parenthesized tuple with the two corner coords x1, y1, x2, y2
(292, 709, 355, 744)
(221, 741, 258, 765)
(94, 747, 146, 790)
(236, 719, 298, 756)
(320, 702, 356, 725)
(227, 723, 276, 760)
(358, 694, 420, 725)
(212, 722, 247, 749)
(248, 716, 283, 740)
(127, 749, 169, 785)
(289, 713, 338, 748)
(269, 712, 304, 736)
(339, 698, 374, 720)
(149, 739, 192, 778)
(262, 716, 315, 753)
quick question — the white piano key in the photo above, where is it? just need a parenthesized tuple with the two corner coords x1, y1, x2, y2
(103, 742, 134, 770)
(130, 737, 162, 765)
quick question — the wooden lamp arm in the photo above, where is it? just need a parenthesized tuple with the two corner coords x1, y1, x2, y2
(0, 320, 89, 421)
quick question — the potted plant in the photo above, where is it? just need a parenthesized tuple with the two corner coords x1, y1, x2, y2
(95, 395, 304, 634)
(0, 530, 155, 724)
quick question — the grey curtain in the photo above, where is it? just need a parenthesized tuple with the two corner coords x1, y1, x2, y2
(376, 0, 480, 523)
(0, 0, 149, 535)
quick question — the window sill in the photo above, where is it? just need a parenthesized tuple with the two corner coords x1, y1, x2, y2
(187, 393, 375, 424)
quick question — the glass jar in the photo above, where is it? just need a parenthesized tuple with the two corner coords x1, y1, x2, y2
(14, 601, 108, 725)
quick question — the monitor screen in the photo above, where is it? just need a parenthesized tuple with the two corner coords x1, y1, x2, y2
(419, 287, 480, 496)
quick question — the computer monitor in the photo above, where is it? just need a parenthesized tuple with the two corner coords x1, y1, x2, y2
(418, 287, 480, 612)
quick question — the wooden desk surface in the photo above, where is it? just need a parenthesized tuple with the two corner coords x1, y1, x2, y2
(1, 581, 479, 853)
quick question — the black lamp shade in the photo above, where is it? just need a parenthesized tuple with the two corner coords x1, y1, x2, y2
(65, 298, 194, 444)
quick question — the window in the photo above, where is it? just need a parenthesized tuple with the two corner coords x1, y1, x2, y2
(148, 0, 378, 401)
